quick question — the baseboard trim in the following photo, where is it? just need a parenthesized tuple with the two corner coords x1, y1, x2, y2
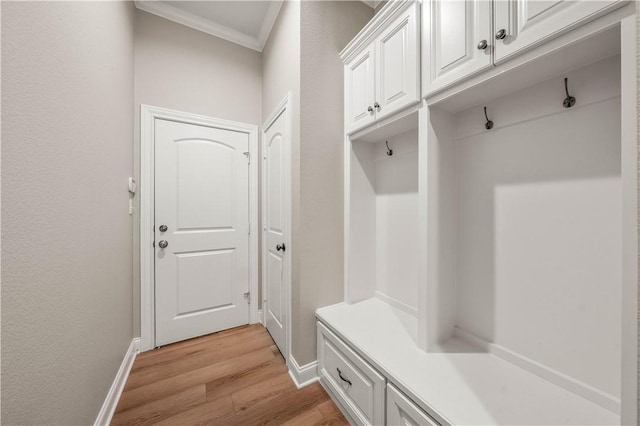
(288, 355, 318, 389)
(94, 338, 140, 426)
(258, 309, 264, 326)
(374, 291, 418, 316)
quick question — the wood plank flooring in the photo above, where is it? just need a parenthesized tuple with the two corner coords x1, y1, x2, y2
(112, 324, 348, 425)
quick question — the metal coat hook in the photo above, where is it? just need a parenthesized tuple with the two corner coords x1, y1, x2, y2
(563, 77, 576, 108)
(484, 106, 494, 130)
(385, 141, 393, 156)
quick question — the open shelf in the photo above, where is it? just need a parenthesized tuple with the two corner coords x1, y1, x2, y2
(345, 125, 421, 343)
(425, 50, 623, 416)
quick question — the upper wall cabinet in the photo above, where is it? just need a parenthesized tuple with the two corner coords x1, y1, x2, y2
(493, 0, 626, 62)
(423, 0, 493, 95)
(423, 0, 626, 97)
(342, 0, 420, 135)
(345, 45, 376, 132)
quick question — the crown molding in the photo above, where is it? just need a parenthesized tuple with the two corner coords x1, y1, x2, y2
(134, 1, 283, 52)
(258, 1, 283, 51)
(360, 0, 382, 8)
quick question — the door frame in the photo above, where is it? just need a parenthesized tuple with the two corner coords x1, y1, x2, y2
(261, 93, 292, 366)
(140, 104, 259, 352)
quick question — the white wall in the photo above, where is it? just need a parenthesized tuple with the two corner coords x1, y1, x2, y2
(133, 10, 263, 335)
(1, 2, 135, 423)
(297, 0, 373, 365)
(348, 139, 378, 303)
(134, 10, 262, 125)
(374, 130, 419, 314)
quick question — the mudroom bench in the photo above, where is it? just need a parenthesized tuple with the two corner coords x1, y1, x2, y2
(316, 298, 618, 426)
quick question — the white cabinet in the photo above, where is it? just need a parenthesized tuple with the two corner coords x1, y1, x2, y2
(317, 322, 386, 426)
(345, 45, 376, 132)
(423, 0, 626, 97)
(493, 0, 626, 62)
(343, 0, 420, 134)
(326, 0, 637, 424)
(375, 5, 419, 121)
(423, 0, 493, 95)
(387, 384, 440, 426)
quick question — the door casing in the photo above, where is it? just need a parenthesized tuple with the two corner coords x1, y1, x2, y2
(261, 93, 292, 367)
(140, 105, 259, 351)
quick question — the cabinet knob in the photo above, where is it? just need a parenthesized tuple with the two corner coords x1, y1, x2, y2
(367, 106, 373, 113)
(374, 102, 381, 111)
(477, 39, 488, 50)
(495, 29, 507, 40)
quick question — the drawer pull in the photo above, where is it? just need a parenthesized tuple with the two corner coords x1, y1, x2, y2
(337, 368, 352, 386)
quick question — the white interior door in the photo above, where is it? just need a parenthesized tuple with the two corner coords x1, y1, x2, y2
(155, 118, 250, 346)
(262, 104, 290, 357)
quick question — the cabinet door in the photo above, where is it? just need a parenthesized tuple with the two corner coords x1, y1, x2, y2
(386, 384, 441, 426)
(375, 2, 420, 121)
(345, 45, 376, 134)
(494, 0, 626, 63)
(423, 0, 493, 97)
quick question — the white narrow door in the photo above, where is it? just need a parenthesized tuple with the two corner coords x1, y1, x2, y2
(424, 0, 493, 96)
(263, 107, 289, 356)
(345, 45, 376, 134)
(155, 119, 250, 346)
(493, 0, 624, 63)
(375, 1, 420, 120)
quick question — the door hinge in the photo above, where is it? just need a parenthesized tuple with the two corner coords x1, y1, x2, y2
(244, 292, 251, 304)
(243, 151, 250, 164)
(248, 222, 251, 235)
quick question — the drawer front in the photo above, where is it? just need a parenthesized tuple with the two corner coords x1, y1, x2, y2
(317, 322, 385, 425)
(387, 383, 440, 426)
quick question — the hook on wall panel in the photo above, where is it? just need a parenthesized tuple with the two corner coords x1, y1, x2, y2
(484, 106, 494, 130)
(385, 141, 393, 156)
(563, 77, 576, 108)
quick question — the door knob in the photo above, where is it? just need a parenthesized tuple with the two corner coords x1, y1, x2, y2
(159, 224, 168, 232)
(495, 29, 507, 40)
(276, 243, 286, 252)
(477, 39, 488, 50)
(158, 240, 168, 249)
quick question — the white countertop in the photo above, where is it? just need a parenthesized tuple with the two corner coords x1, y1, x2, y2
(316, 298, 619, 426)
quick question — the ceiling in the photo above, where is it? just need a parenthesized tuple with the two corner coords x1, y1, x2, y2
(134, 1, 378, 52)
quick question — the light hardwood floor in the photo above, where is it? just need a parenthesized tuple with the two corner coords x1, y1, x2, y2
(112, 324, 348, 425)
